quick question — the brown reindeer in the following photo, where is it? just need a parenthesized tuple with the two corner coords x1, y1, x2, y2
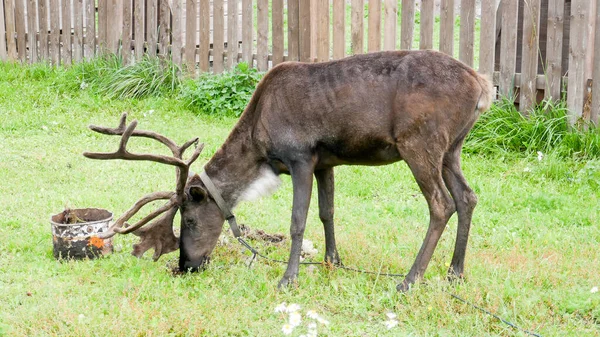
(86, 50, 493, 291)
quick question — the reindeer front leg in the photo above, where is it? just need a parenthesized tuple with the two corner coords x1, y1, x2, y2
(278, 161, 315, 289)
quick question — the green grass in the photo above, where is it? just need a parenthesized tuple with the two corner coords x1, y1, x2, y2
(1, 61, 599, 336)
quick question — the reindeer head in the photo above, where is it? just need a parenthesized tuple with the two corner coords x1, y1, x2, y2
(84, 113, 225, 271)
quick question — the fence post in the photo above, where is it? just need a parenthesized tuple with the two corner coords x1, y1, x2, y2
(520, 0, 541, 114)
(172, 0, 183, 66)
(185, 0, 197, 71)
(287, 0, 299, 61)
(122, 0, 132, 63)
(27, 0, 37, 63)
(84, 0, 96, 59)
(499, 0, 518, 98)
(316, 0, 329, 61)
(134, 0, 145, 61)
(256, 0, 268, 70)
(400, 0, 414, 50)
(272, 0, 284, 65)
(382, 0, 396, 51)
(420, 0, 434, 50)
(545, 0, 565, 102)
(566, 0, 588, 126)
(367, 0, 381, 52)
(227, 0, 239, 68)
(299, 0, 311, 62)
(0, 0, 7, 60)
(15, 0, 26, 62)
(198, 0, 209, 72)
(459, 0, 475, 67)
(5, 0, 17, 60)
(73, 0, 84, 62)
(351, 0, 363, 54)
(333, 0, 345, 59)
(592, 0, 600, 125)
(49, 0, 59, 64)
(439, 0, 455, 56)
(478, 0, 496, 76)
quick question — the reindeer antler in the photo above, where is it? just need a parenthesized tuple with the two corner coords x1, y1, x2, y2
(84, 113, 204, 260)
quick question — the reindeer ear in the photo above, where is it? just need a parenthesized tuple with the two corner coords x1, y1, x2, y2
(189, 186, 208, 202)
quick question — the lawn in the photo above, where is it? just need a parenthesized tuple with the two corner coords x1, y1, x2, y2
(0, 61, 599, 337)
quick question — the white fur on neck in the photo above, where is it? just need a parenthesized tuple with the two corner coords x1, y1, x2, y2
(238, 167, 281, 202)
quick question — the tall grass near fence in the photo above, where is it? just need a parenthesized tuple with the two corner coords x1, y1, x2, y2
(466, 98, 600, 159)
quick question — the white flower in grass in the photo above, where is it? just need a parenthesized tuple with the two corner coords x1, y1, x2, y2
(307, 328, 318, 337)
(386, 312, 397, 320)
(385, 319, 399, 329)
(289, 311, 302, 327)
(316, 316, 330, 325)
(591, 286, 599, 293)
(537, 151, 544, 161)
(287, 303, 301, 313)
(282, 323, 294, 335)
(308, 322, 317, 330)
(523, 167, 531, 172)
(306, 310, 319, 319)
(275, 302, 288, 313)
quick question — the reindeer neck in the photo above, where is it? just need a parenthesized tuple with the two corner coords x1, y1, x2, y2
(203, 120, 277, 209)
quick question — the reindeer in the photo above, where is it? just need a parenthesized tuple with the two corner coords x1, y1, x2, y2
(85, 50, 493, 291)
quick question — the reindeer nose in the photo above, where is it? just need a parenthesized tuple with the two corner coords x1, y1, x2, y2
(179, 256, 209, 272)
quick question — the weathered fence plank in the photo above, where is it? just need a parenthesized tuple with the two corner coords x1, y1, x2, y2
(73, 0, 83, 62)
(368, 0, 381, 52)
(316, 0, 329, 61)
(499, 0, 518, 97)
(567, 0, 587, 125)
(420, 0, 434, 50)
(351, 0, 363, 54)
(49, 0, 59, 64)
(288, 0, 299, 61)
(84, 0, 96, 59)
(459, 0, 475, 66)
(198, 0, 210, 71)
(0, 0, 6, 60)
(272, 0, 284, 65)
(37, 0, 48, 61)
(227, 0, 239, 68)
(439, 0, 454, 55)
(98, 0, 107, 51)
(213, 0, 225, 72)
(479, 0, 495, 76)
(27, 0, 37, 63)
(4, 0, 17, 60)
(400, 0, 415, 50)
(242, 0, 253, 64)
(134, 0, 145, 60)
(256, 0, 268, 70)
(520, 0, 541, 113)
(158, 0, 170, 57)
(333, 0, 345, 58)
(146, 0, 157, 56)
(14, 0, 26, 62)
(383, 0, 396, 51)
(172, 0, 183, 65)
(298, 0, 311, 62)
(185, 0, 197, 70)
(122, 0, 133, 63)
(592, 0, 600, 124)
(61, 0, 72, 64)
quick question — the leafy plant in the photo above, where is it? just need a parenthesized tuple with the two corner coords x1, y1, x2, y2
(181, 62, 263, 117)
(465, 98, 600, 159)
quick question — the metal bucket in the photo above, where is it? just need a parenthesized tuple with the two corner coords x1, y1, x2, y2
(50, 208, 113, 260)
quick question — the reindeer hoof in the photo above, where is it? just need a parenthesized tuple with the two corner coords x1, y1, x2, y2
(446, 268, 465, 284)
(277, 275, 298, 289)
(324, 252, 342, 266)
(396, 280, 413, 292)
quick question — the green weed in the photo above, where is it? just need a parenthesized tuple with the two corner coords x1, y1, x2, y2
(181, 62, 262, 117)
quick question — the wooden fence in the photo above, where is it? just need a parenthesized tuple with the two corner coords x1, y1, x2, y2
(0, 0, 598, 125)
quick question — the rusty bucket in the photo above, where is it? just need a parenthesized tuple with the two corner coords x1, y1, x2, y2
(50, 208, 113, 260)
